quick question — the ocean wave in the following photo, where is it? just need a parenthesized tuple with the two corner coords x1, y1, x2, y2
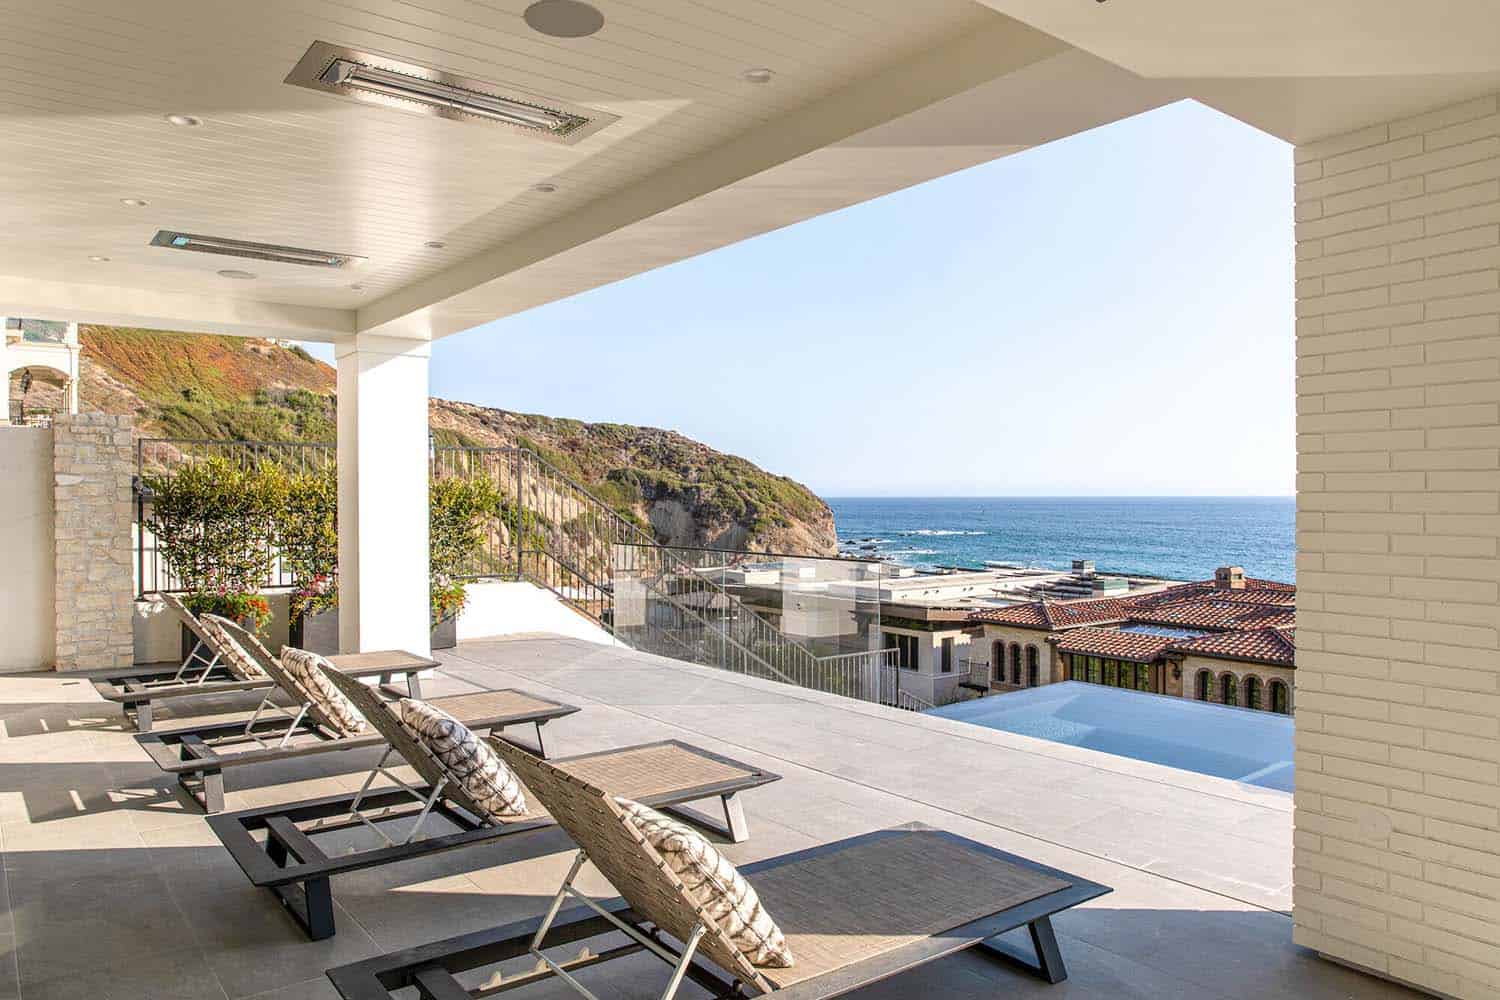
(887, 548, 939, 556)
(897, 529, 986, 537)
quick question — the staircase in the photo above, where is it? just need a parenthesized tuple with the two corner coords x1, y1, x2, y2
(433, 445, 898, 704)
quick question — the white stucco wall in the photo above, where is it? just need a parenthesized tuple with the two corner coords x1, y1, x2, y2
(0, 428, 54, 671)
(456, 580, 618, 646)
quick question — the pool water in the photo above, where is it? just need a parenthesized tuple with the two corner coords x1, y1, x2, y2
(928, 682, 1294, 791)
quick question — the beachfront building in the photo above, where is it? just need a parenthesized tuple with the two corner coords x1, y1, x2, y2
(969, 567, 1297, 712)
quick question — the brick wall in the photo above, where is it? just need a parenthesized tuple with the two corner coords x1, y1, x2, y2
(1294, 93, 1500, 999)
(51, 413, 134, 669)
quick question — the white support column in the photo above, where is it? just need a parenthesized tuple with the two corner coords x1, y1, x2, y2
(336, 334, 431, 656)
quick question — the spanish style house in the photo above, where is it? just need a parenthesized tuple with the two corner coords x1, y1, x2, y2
(969, 566, 1296, 713)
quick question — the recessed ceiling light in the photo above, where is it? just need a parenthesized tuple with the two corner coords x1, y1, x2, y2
(120, 198, 149, 207)
(349, 283, 364, 290)
(524, 0, 604, 38)
(424, 241, 446, 249)
(217, 269, 256, 280)
(531, 182, 558, 193)
(88, 255, 111, 262)
(742, 68, 774, 84)
(164, 113, 202, 127)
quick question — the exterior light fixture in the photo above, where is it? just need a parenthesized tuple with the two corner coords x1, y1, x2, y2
(151, 230, 364, 269)
(742, 68, 774, 84)
(164, 113, 202, 126)
(217, 269, 257, 280)
(532, 182, 558, 193)
(121, 198, 149, 207)
(285, 41, 618, 144)
(424, 241, 446, 249)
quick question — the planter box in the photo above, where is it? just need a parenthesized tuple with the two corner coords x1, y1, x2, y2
(289, 608, 340, 656)
(430, 615, 457, 651)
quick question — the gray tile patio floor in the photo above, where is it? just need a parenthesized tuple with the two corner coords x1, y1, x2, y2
(0, 634, 1420, 999)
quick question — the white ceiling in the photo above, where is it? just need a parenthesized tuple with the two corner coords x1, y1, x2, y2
(974, 0, 1500, 143)
(1, 1, 1495, 344)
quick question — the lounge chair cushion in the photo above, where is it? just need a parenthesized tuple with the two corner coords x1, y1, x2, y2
(615, 797, 793, 969)
(280, 648, 370, 738)
(397, 698, 527, 820)
(197, 615, 267, 681)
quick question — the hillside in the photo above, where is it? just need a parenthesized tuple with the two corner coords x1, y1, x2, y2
(47, 326, 836, 555)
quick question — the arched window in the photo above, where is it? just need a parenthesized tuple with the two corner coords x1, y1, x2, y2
(1270, 680, 1290, 715)
(1026, 646, 1040, 687)
(1221, 673, 1238, 707)
(1196, 670, 1212, 701)
(1010, 644, 1022, 685)
(1245, 676, 1263, 711)
(992, 641, 1005, 685)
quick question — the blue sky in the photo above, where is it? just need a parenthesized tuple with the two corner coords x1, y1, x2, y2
(306, 99, 1294, 498)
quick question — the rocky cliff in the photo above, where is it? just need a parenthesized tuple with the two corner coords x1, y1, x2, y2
(35, 326, 836, 555)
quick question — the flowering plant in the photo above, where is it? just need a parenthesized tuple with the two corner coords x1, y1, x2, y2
(292, 573, 337, 620)
(183, 589, 273, 634)
(430, 579, 468, 626)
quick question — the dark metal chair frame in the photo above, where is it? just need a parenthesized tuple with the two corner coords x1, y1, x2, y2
(325, 828, 1110, 999)
(87, 600, 435, 733)
(208, 741, 778, 942)
(137, 690, 578, 813)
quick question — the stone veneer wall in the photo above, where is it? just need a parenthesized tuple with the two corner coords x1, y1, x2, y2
(1294, 92, 1500, 998)
(51, 413, 134, 670)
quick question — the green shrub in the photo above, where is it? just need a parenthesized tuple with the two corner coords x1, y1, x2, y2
(144, 456, 278, 629)
(429, 475, 502, 624)
(263, 464, 339, 619)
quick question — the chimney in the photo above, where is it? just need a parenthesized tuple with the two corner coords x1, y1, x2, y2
(1215, 566, 1246, 590)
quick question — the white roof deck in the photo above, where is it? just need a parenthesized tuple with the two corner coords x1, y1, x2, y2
(0, 634, 1417, 999)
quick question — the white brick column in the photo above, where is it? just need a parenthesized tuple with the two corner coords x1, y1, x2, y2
(1294, 93, 1500, 999)
(336, 334, 431, 657)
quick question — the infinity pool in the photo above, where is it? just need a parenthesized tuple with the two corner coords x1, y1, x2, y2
(929, 682, 1294, 791)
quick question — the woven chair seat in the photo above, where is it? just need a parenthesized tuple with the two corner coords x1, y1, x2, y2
(749, 830, 1070, 987)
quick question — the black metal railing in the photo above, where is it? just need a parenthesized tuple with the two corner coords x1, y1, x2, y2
(135, 438, 902, 703)
(134, 438, 336, 595)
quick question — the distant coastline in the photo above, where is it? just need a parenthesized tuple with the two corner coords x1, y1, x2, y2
(823, 496, 1296, 584)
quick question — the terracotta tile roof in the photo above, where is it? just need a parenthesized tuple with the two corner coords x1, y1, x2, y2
(1129, 601, 1295, 631)
(969, 576, 1298, 637)
(1133, 580, 1295, 608)
(1172, 627, 1296, 667)
(968, 596, 1137, 630)
(1052, 627, 1179, 663)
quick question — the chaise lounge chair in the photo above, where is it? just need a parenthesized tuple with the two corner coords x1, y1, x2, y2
(87, 593, 435, 731)
(208, 658, 781, 941)
(136, 616, 580, 813)
(327, 743, 1111, 1000)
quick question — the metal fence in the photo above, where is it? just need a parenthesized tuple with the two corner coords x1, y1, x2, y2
(135, 438, 907, 705)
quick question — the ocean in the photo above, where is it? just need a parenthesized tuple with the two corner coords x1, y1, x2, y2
(824, 497, 1296, 584)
